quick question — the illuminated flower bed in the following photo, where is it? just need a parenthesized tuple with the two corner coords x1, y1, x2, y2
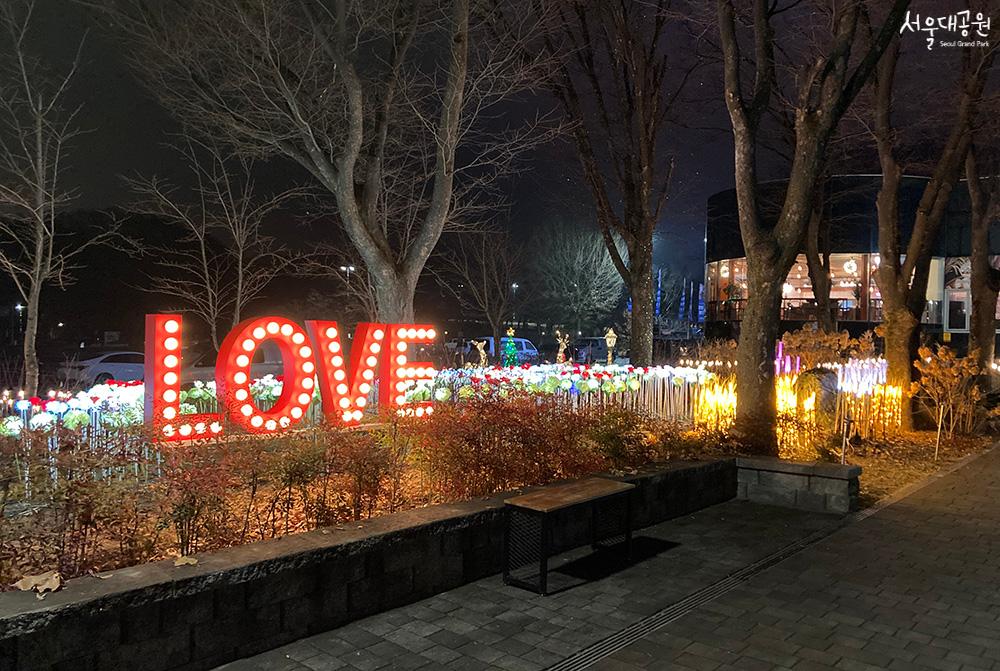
(0, 359, 902, 441)
(0, 375, 303, 437)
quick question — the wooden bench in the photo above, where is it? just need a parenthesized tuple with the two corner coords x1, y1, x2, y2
(503, 477, 636, 595)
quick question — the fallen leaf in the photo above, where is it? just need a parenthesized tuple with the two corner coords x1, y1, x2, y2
(174, 556, 198, 567)
(13, 570, 62, 596)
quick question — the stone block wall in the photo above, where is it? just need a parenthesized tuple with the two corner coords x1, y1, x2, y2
(0, 459, 737, 671)
(736, 457, 861, 514)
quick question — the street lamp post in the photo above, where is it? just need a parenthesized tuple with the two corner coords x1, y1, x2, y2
(339, 265, 356, 281)
(510, 282, 519, 326)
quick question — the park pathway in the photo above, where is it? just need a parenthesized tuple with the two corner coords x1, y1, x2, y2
(590, 445, 1000, 671)
(220, 444, 1000, 671)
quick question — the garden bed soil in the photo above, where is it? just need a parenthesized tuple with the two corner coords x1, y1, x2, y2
(847, 431, 993, 506)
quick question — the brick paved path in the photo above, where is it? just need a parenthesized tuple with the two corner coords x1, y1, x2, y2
(596, 447, 1000, 671)
(222, 446, 999, 671)
(218, 500, 832, 671)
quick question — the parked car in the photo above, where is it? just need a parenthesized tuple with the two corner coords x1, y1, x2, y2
(183, 341, 285, 383)
(574, 337, 610, 364)
(59, 351, 144, 386)
(463, 336, 539, 364)
(57, 341, 288, 388)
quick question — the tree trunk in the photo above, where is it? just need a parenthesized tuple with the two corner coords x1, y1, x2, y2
(629, 254, 655, 366)
(372, 273, 415, 323)
(805, 196, 835, 333)
(967, 150, 999, 373)
(734, 265, 783, 455)
(23, 286, 40, 396)
(968, 259, 997, 374)
(491, 322, 503, 366)
(882, 306, 917, 430)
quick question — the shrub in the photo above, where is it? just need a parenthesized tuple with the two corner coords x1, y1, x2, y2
(156, 437, 234, 556)
(325, 426, 393, 521)
(780, 325, 875, 369)
(913, 345, 982, 437)
(584, 406, 658, 470)
(411, 391, 600, 500)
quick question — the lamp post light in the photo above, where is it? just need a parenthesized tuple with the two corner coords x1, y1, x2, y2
(339, 265, 356, 281)
(510, 283, 519, 325)
(13, 304, 24, 335)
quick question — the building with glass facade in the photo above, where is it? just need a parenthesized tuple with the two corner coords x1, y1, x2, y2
(704, 175, 1000, 347)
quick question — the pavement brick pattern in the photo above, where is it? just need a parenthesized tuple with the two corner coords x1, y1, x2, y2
(595, 447, 1000, 671)
(218, 500, 832, 670)
(222, 446, 1000, 671)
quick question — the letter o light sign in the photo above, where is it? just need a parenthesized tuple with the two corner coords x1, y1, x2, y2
(144, 313, 437, 441)
(216, 316, 315, 433)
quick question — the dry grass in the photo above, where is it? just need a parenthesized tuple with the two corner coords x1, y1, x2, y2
(848, 431, 994, 507)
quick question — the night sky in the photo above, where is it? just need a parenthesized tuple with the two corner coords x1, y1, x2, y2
(32, 1, 727, 279)
(7, 0, 985, 353)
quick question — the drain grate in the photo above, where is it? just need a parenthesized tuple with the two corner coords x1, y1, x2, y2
(546, 448, 990, 671)
(545, 520, 842, 671)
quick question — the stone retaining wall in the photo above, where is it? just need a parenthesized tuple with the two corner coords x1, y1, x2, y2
(736, 456, 861, 514)
(0, 460, 736, 671)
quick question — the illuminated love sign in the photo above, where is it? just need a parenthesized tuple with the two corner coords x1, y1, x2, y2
(144, 314, 437, 441)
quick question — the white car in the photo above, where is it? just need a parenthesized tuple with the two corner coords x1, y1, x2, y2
(59, 341, 287, 388)
(59, 351, 145, 386)
(184, 342, 285, 383)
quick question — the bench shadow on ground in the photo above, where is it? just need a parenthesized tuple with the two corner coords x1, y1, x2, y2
(541, 535, 680, 595)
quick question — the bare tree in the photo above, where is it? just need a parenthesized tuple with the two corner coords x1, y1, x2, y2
(0, 2, 114, 394)
(434, 231, 521, 361)
(966, 140, 1000, 374)
(127, 139, 301, 350)
(87, 0, 554, 322)
(530, 221, 623, 336)
(298, 248, 380, 324)
(717, 0, 909, 452)
(869, 27, 995, 426)
(537, 0, 694, 366)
